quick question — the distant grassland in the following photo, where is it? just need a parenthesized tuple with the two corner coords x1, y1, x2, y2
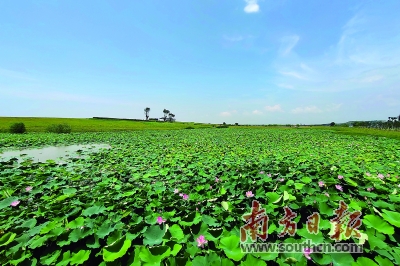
(1, 117, 400, 141)
(0, 117, 214, 132)
(309, 126, 400, 141)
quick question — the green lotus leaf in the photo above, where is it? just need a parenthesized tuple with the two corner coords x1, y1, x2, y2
(143, 225, 165, 246)
(103, 235, 132, 262)
(70, 250, 91, 265)
(0, 232, 17, 246)
(219, 235, 245, 261)
(363, 215, 394, 234)
(381, 210, 400, 228)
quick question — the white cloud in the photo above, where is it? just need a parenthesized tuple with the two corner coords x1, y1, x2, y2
(264, 104, 283, 112)
(325, 103, 343, 112)
(252, 110, 263, 115)
(223, 35, 244, 42)
(291, 106, 323, 114)
(272, 5, 400, 94)
(277, 84, 294, 89)
(220, 111, 232, 117)
(0, 89, 132, 105)
(280, 35, 300, 56)
(219, 109, 237, 117)
(280, 71, 308, 80)
(361, 75, 384, 83)
(300, 63, 314, 72)
(0, 68, 36, 81)
(244, 0, 259, 13)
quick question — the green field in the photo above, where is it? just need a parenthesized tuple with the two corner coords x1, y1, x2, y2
(2, 117, 400, 142)
(1, 127, 400, 265)
(0, 117, 214, 133)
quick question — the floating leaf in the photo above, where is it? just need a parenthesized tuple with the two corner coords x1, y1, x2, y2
(382, 210, 400, 228)
(143, 225, 165, 246)
(103, 235, 132, 262)
(219, 235, 245, 261)
(363, 215, 394, 235)
(70, 250, 91, 265)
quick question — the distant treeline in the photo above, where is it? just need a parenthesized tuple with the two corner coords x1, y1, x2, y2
(92, 117, 163, 122)
(344, 120, 400, 129)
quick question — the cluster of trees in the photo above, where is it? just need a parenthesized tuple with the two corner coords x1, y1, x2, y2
(143, 107, 176, 122)
(349, 114, 400, 129)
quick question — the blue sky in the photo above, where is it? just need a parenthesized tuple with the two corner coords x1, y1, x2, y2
(1, 0, 399, 124)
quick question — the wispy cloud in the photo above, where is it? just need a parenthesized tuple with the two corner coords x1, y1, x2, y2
(220, 111, 231, 117)
(223, 35, 244, 42)
(291, 106, 323, 114)
(300, 63, 314, 73)
(280, 35, 300, 56)
(280, 71, 308, 80)
(273, 9, 400, 93)
(244, 0, 260, 13)
(277, 84, 294, 89)
(0, 89, 132, 105)
(326, 103, 342, 112)
(220, 110, 237, 117)
(252, 110, 263, 115)
(361, 75, 384, 83)
(0, 68, 36, 81)
(264, 104, 283, 112)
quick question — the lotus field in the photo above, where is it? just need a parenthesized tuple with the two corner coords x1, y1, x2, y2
(1, 128, 400, 266)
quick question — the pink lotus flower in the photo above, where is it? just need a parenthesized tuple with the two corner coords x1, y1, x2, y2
(303, 247, 312, 260)
(267, 174, 272, 177)
(338, 175, 344, 179)
(197, 235, 208, 248)
(10, 200, 20, 207)
(215, 177, 220, 183)
(378, 173, 384, 179)
(279, 178, 285, 182)
(182, 194, 189, 200)
(25, 186, 33, 192)
(367, 188, 371, 191)
(318, 181, 325, 187)
(259, 171, 265, 174)
(157, 216, 166, 225)
(325, 193, 330, 197)
(366, 172, 371, 176)
(179, 193, 183, 197)
(246, 191, 254, 197)
(209, 186, 212, 189)
(174, 189, 179, 194)
(335, 185, 343, 192)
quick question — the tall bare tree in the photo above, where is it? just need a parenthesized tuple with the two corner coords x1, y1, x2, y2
(144, 107, 150, 120)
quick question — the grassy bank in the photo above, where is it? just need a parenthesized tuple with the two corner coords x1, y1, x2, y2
(0, 117, 214, 132)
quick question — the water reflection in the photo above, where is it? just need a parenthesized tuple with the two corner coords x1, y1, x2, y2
(0, 144, 111, 163)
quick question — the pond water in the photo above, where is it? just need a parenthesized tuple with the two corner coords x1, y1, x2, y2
(0, 144, 111, 163)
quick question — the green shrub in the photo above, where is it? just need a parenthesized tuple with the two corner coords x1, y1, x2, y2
(185, 126, 195, 129)
(10, 123, 26, 134)
(216, 125, 229, 128)
(47, 123, 72, 133)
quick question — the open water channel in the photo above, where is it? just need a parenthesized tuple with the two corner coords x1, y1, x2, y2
(0, 144, 111, 163)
